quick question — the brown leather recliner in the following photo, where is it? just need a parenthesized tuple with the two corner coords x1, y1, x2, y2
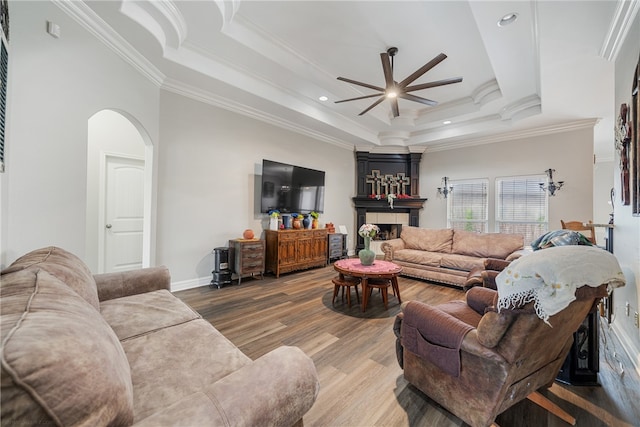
(464, 258, 511, 290)
(393, 284, 607, 427)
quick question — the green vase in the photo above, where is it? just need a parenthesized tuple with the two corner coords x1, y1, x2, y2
(358, 236, 375, 266)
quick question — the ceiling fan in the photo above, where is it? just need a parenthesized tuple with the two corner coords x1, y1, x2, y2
(335, 47, 463, 117)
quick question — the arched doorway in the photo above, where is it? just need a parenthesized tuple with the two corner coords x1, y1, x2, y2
(86, 110, 154, 273)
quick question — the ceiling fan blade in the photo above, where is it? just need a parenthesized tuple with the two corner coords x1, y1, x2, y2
(337, 76, 385, 92)
(358, 96, 386, 115)
(380, 52, 394, 90)
(334, 93, 385, 103)
(390, 97, 399, 117)
(399, 93, 438, 107)
(398, 53, 447, 88)
(404, 77, 463, 93)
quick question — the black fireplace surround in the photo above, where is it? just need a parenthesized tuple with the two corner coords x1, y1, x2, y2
(353, 151, 427, 251)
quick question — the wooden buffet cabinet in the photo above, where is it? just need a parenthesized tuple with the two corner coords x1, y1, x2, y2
(265, 229, 328, 277)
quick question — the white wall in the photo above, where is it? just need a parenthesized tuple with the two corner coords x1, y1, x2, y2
(85, 110, 146, 272)
(1, 2, 160, 267)
(421, 127, 594, 236)
(612, 11, 640, 372)
(157, 91, 355, 288)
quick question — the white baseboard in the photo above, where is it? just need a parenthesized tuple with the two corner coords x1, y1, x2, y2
(171, 276, 210, 292)
(611, 322, 640, 377)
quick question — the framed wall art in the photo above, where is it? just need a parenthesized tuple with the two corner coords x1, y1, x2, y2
(632, 54, 639, 216)
(0, 0, 7, 173)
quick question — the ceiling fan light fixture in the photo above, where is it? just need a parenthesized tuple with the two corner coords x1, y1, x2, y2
(335, 48, 462, 117)
(498, 12, 518, 27)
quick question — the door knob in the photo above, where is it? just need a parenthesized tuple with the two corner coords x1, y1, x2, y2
(105, 224, 112, 229)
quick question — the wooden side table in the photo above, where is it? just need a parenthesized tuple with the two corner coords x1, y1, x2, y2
(229, 239, 265, 285)
(333, 259, 402, 312)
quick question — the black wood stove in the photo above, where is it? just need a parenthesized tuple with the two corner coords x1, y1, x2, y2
(210, 247, 232, 288)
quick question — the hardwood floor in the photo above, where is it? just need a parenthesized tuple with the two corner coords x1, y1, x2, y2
(175, 265, 640, 427)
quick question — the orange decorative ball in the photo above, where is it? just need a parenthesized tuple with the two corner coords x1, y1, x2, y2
(242, 229, 254, 239)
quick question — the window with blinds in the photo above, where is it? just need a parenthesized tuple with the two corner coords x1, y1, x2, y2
(447, 179, 488, 232)
(496, 175, 548, 244)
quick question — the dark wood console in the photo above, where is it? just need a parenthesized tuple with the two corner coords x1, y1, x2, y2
(265, 229, 328, 277)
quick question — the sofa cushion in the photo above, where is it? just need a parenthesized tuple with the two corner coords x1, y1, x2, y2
(452, 230, 523, 260)
(401, 226, 453, 253)
(393, 249, 442, 267)
(440, 253, 486, 272)
(100, 289, 202, 341)
(0, 269, 134, 426)
(122, 318, 252, 422)
(1, 246, 100, 311)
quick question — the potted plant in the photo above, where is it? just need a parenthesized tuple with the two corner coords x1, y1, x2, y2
(358, 223, 380, 266)
(268, 210, 280, 231)
(310, 211, 320, 229)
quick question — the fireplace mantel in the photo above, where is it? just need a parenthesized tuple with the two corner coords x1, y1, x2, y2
(353, 151, 427, 251)
(352, 197, 428, 211)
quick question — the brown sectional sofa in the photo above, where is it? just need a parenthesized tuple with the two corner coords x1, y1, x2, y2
(381, 226, 525, 289)
(1, 246, 319, 426)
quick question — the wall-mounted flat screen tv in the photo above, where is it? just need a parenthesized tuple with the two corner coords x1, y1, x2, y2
(260, 159, 325, 214)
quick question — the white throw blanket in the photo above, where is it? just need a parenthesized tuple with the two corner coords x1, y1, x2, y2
(496, 246, 625, 324)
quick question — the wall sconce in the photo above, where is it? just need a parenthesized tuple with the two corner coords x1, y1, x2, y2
(437, 176, 453, 198)
(539, 168, 564, 196)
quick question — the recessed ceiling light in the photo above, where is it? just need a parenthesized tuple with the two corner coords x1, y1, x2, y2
(318, 96, 328, 102)
(497, 12, 518, 27)
(443, 120, 452, 125)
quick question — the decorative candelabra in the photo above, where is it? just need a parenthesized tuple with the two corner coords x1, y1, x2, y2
(437, 177, 453, 198)
(539, 168, 564, 196)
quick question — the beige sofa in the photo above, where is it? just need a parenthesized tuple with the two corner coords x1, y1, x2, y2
(1, 247, 319, 426)
(381, 226, 524, 289)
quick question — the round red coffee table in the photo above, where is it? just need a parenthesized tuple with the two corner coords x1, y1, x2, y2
(333, 258, 402, 312)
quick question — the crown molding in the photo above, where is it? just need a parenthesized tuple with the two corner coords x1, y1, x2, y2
(120, 0, 187, 49)
(425, 118, 600, 153)
(53, 0, 165, 87)
(153, 0, 187, 46)
(499, 94, 542, 121)
(354, 145, 426, 155)
(600, 0, 640, 61)
(471, 79, 502, 105)
(161, 79, 353, 150)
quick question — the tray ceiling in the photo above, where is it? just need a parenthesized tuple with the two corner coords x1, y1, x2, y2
(66, 0, 638, 157)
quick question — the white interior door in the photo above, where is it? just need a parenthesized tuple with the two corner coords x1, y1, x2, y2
(103, 155, 145, 273)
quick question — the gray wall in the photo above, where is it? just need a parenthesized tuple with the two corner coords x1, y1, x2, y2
(612, 10, 640, 372)
(421, 127, 595, 233)
(156, 90, 354, 287)
(2, 1, 160, 265)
